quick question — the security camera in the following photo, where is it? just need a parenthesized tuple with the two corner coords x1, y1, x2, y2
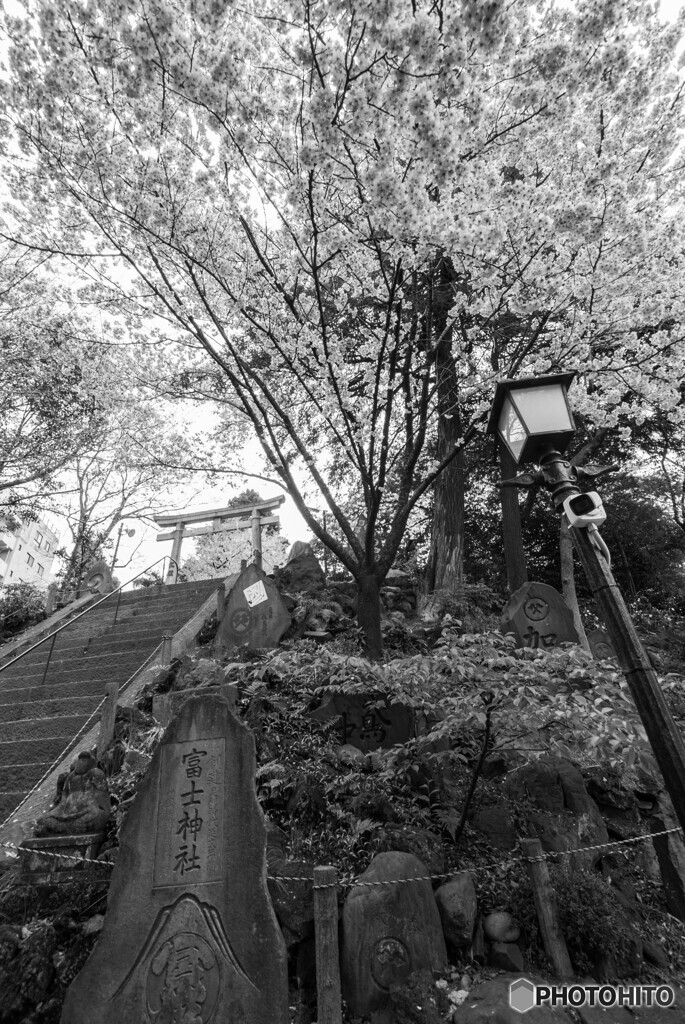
(562, 491, 606, 528)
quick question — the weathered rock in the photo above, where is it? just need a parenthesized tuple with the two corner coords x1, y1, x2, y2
(310, 691, 414, 752)
(505, 757, 609, 870)
(153, 682, 237, 728)
(60, 693, 288, 1024)
(483, 911, 520, 944)
(283, 542, 326, 588)
(217, 563, 291, 650)
(488, 940, 524, 972)
(643, 939, 669, 968)
(584, 767, 640, 836)
(34, 751, 111, 837)
(122, 749, 152, 775)
(455, 975, 574, 1022)
(500, 581, 579, 650)
(472, 804, 517, 851)
(434, 872, 477, 948)
(650, 792, 685, 921)
(340, 851, 447, 1016)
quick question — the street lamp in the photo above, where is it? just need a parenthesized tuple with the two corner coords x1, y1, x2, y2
(488, 371, 685, 841)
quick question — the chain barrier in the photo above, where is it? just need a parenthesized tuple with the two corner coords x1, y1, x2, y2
(2, 824, 682, 890)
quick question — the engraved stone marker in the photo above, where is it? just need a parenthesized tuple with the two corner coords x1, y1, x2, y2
(61, 693, 288, 1024)
(500, 581, 579, 650)
(216, 563, 291, 651)
(587, 627, 616, 661)
(309, 692, 414, 753)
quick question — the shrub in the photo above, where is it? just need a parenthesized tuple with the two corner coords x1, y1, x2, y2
(0, 582, 46, 642)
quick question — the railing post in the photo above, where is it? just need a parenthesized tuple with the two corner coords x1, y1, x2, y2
(97, 679, 119, 760)
(313, 865, 342, 1024)
(39, 632, 58, 688)
(112, 587, 123, 626)
(161, 632, 173, 665)
(521, 838, 573, 979)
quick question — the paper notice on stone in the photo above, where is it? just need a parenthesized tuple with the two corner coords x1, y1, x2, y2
(244, 580, 268, 607)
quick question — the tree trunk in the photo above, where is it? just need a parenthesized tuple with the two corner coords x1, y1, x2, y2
(356, 573, 383, 661)
(499, 446, 528, 593)
(422, 255, 466, 610)
(559, 518, 590, 652)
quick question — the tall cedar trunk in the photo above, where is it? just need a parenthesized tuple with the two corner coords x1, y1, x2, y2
(423, 256, 465, 605)
(559, 517, 590, 652)
(357, 573, 383, 661)
(499, 446, 528, 593)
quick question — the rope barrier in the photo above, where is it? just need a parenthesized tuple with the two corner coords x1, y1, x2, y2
(2, 823, 682, 888)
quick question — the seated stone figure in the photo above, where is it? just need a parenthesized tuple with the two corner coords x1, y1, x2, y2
(34, 751, 112, 836)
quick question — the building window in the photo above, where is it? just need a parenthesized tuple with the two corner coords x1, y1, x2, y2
(35, 531, 43, 545)
(37, 564, 44, 577)
(26, 554, 34, 567)
(44, 542, 51, 553)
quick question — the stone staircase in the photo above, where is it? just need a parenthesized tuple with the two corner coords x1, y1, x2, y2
(0, 579, 220, 822)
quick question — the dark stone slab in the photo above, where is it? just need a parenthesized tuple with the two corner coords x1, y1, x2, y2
(309, 691, 413, 752)
(501, 581, 579, 649)
(283, 542, 326, 588)
(217, 563, 291, 651)
(458, 975, 573, 1022)
(61, 693, 288, 1024)
(587, 628, 616, 661)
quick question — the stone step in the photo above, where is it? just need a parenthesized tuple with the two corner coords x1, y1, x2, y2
(0, 735, 80, 770)
(0, 712, 97, 744)
(0, 694, 102, 723)
(0, 647, 156, 686)
(0, 760, 56, 792)
(0, 679, 119, 707)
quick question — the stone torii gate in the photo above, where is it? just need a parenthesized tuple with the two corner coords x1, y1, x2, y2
(154, 495, 285, 581)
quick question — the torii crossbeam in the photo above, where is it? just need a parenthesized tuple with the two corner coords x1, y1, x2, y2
(154, 495, 285, 581)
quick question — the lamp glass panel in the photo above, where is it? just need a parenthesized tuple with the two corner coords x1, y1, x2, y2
(510, 383, 572, 435)
(498, 396, 527, 461)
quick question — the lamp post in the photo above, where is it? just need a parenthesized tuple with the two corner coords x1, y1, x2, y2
(487, 372, 685, 839)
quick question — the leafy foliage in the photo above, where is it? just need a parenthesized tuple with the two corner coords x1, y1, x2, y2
(0, 582, 46, 642)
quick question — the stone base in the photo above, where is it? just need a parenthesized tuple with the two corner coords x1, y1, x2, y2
(152, 682, 237, 728)
(19, 832, 107, 885)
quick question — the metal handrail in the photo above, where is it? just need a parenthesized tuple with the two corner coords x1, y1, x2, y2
(0, 556, 169, 676)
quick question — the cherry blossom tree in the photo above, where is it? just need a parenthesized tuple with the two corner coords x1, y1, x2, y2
(2, 0, 685, 655)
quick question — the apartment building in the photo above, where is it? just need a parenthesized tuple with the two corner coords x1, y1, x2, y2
(0, 516, 60, 590)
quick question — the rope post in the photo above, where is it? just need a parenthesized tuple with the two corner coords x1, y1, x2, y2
(313, 865, 342, 1024)
(521, 838, 573, 979)
(161, 632, 173, 665)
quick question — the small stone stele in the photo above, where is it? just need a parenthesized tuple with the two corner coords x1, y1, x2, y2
(340, 851, 447, 1016)
(152, 682, 237, 729)
(60, 693, 288, 1024)
(501, 581, 579, 650)
(587, 627, 616, 660)
(216, 563, 291, 651)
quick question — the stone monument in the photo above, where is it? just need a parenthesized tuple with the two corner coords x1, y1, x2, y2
(216, 562, 291, 651)
(309, 692, 413, 753)
(60, 693, 288, 1024)
(84, 559, 115, 595)
(500, 581, 579, 650)
(34, 751, 111, 836)
(587, 627, 616, 660)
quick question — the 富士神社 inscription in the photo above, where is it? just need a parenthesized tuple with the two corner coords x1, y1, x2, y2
(60, 693, 288, 1024)
(154, 739, 225, 888)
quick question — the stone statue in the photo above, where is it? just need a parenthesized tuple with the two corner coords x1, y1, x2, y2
(34, 751, 112, 836)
